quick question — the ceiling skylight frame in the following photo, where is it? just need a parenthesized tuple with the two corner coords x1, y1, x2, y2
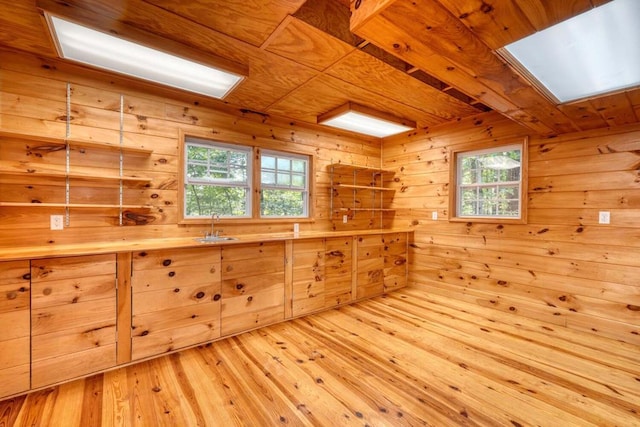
(42, 12, 247, 100)
(317, 102, 416, 138)
(499, 0, 640, 104)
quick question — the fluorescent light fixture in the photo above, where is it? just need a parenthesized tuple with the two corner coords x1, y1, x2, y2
(318, 102, 415, 138)
(45, 14, 245, 99)
(502, 0, 640, 103)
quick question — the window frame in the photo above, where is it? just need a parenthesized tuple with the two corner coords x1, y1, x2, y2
(178, 131, 315, 224)
(259, 149, 310, 219)
(449, 138, 528, 224)
(182, 137, 252, 219)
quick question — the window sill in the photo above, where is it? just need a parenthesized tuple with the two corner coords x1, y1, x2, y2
(448, 216, 527, 225)
(179, 217, 316, 226)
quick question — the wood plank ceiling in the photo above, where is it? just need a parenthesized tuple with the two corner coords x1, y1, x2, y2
(0, 0, 638, 136)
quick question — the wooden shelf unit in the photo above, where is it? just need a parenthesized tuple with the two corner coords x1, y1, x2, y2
(0, 87, 154, 225)
(328, 163, 396, 226)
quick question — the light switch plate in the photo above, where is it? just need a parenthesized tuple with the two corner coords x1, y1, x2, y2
(342, 215, 348, 224)
(598, 211, 610, 224)
(432, 211, 438, 220)
(50, 215, 64, 230)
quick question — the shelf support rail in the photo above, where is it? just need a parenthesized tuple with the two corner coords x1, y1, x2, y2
(119, 95, 124, 226)
(329, 162, 335, 218)
(65, 82, 71, 227)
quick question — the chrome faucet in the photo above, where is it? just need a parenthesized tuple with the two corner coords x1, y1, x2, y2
(206, 213, 220, 238)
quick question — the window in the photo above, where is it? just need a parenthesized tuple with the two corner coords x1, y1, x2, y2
(260, 151, 309, 218)
(180, 134, 312, 222)
(183, 138, 251, 218)
(450, 140, 527, 223)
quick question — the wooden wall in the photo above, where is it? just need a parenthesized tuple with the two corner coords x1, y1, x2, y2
(384, 112, 640, 345)
(0, 49, 388, 247)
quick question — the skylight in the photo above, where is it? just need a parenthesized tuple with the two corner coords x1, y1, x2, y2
(502, 0, 640, 103)
(45, 15, 245, 99)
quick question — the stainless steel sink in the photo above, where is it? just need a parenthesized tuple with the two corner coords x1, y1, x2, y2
(194, 236, 238, 243)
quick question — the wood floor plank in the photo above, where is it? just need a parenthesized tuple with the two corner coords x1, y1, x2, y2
(1, 287, 639, 426)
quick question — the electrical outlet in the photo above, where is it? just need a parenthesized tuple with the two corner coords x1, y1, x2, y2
(432, 211, 438, 220)
(50, 215, 64, 230)
(343, 215, 348, 224)
(598, 211, 610, 224)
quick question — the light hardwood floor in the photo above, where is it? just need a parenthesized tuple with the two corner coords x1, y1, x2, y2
(1, 287, 639, 426)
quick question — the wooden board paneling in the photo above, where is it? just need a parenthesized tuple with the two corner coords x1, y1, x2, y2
(355, 234, 385, 299)
(220, 242, 285, 335)
(385, 111, 640, 345)
(291, 238, 326, 316)
(131, 247, 222, 360)
(0, 260, 31, 399)
(0, 49, 385, 246)
(30, 254, 117, 388)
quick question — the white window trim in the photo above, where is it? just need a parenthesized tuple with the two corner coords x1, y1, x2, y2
(183, 138, 252, 219)
(178, 131, 315, 224)
(449, 138, 528, 224)
(260, 149, 310, 218)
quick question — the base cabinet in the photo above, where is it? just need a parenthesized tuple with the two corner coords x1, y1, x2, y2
(131, 247, 222, 360)
(0, 231, 408, 397)
(0, 260, 31, 399)
(356, 234, 385, 299)
(292, 237, 353, 317)
(221, 242, 285, 335)
(383, 233, 408, 292)
(30, 254, 117, 388)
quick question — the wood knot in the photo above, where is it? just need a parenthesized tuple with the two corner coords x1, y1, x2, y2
(43, 287, 52, 296)
(195, 291, 205, 299)
(168, 271, 176, 277)
(162, 259, 172, 266)
(6, 291, 17, 300)
(213, 294, 221, 301)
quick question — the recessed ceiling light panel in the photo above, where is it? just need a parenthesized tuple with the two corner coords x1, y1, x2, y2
(318, 102, 415, 138)
(503, 0, 640, 103)
(45, 15, 245, 99)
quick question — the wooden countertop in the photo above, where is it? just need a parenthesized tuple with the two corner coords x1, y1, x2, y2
(0, 229, 413, 261)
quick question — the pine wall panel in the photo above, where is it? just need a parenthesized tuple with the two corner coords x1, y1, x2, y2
(384, 112, 640, 345)
(0, 49, 387, 247)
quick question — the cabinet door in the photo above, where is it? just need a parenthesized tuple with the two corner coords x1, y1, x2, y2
(31, 254, 116, 388)
(221, 242, 285, 336)
(324, 237, 353, 306)
(383, 232, 408, 292)
(0, 260, 31, 399)
(292, 239, 325, 317)
(356, 234, 385, 299)
(131, 247, 221, 360)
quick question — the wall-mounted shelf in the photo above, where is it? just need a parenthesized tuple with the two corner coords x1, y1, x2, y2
(335, 183, 396, 192)
(0, 131, 153, 156)
(0, 168, 151, 184)
(338, 207, 396, 212)
(0, 86, 154, 226)
(0, 202, 152, 209)
(328, 163, 396, 227)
